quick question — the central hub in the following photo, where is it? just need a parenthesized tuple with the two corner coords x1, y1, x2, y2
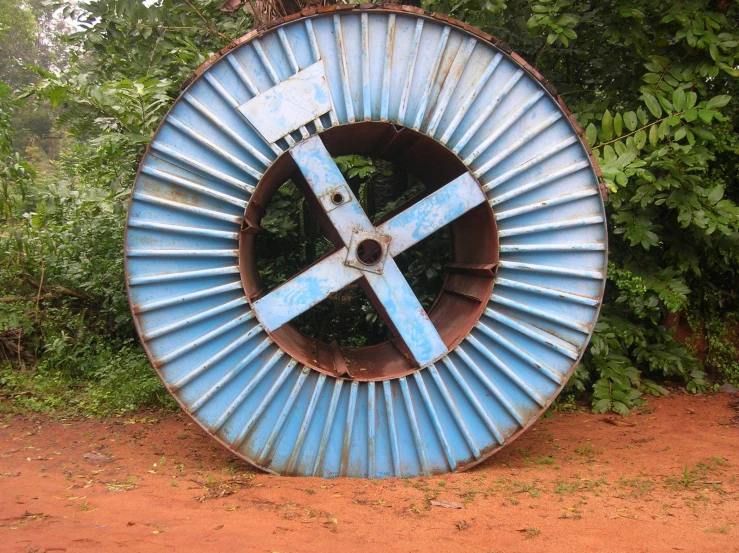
(357, 239, 382, 265)
(344, 229, 391, 275)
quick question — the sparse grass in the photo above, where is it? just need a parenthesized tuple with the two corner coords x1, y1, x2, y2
(703, 522, 735, 534)
(554, 480, 580, 495)
(514, 447, 531, 459)
(666, 458, 729, 490)
(461, 487, 484, 503)
(583, 477, 609, 493)
(75, 500, 91, 511)
(617, 476, 654, 498)
(510, 480, 541, 497)
(553, 477, 608, 495)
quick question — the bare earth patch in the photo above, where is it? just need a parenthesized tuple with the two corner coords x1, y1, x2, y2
(1, 393, 737, 552)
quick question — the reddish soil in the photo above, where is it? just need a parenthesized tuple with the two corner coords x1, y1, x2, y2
(1, 393, 738, 553)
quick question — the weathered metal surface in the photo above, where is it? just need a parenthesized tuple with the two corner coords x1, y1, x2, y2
(238, 62, 333, 142)
(125, 6, 607, 478)
(258, 135, 449, 366)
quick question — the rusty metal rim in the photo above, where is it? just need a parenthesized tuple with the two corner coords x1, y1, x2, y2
(238, 121, 499, 381)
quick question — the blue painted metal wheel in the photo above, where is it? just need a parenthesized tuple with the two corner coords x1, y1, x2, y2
(125, 6, 607, 477)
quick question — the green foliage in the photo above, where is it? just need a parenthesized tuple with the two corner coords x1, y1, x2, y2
(1, 0, 255, 416)
(2, 0, 738, 416)
(0, 84, 34, 218)
(700, 312, 739, 386)
(0, 134, 169, 415)
(0, 0, 42, 88)
(0, 332, 172, 416)
(0, 0, 68, 167)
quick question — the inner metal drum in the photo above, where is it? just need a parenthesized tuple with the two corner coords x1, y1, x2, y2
(124, 5, 607, 477)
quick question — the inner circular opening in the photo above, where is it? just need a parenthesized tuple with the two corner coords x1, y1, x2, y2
(239, 122, 498, 381)
(357, 239, 383, 265)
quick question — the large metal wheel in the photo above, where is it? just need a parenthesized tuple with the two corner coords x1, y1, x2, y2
(125, 5, 607, 477)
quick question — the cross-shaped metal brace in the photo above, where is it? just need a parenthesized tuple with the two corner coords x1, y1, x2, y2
(252, 136, 487, 367)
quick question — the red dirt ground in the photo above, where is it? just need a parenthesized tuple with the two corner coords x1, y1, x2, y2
(1, 392, 738, 553)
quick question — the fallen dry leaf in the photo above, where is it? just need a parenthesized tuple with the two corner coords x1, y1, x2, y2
(220, 0, 243, 12)
(430, 500, 464, 509)
(193, 474, 255, 502)
(83, 452, 112, 464)
(601, 417, 638, 427)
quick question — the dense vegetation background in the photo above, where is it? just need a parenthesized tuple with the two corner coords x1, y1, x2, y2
(0, 0, 737, 416)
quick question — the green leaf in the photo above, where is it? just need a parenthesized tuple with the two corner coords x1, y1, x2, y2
(672, 88, 686, 112)
(686, 91, 697, 109)
(612, 401, 631, 416)
(643, 93, 662, 118)
(623, 111, 638, 131)
(601, 110, 614, 141)
(709, 43, 719, 61)
(649, 123, 658, 147)
(614, 112, 623, 136)
(657, 95, 673, 113)
(642, 73, 660, 84)
(634, 130, 647, 149)
(691, 127, 715, 140)
(585, 123, 598, 146)
(592, 398, 611, 413)
(707, 185, 724, 204)
(706, 95, 731, 109)
(682, 108, 698, 122)
(673, 127, 687, 141)
(603, 144, 617, 163)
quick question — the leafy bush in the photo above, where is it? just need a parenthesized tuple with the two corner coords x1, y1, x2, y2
(0, 138, 171, 415)
(1, 0, 738, 416)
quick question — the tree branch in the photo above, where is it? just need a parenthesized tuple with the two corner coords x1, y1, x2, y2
(593, 110, 687, 150)
(183, 0, 233, 42)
